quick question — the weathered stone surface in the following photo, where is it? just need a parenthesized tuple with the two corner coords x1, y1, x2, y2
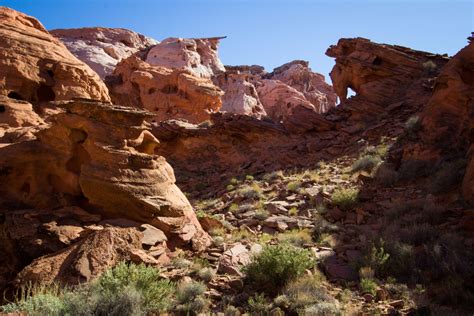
(217, 243, 251, 276)
(0, 100, 210, 251)
(108, 54, 223, 123)
(51, 27, 158, 78)
(145, 37, 225, 78)
(213, 71, 266, 118)
(15, 227, 150, 285)
(326, 37, 448, 105)
(0, 7, 110, 104)
(267, 60, 337, 112)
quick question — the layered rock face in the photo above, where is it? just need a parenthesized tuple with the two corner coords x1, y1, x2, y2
(51, 27, 158, 79)
(145, 37, 226, 78)
(0, 7, 110, 104)
(0, 100, 209, 250)
(108, 54, 223, 123)
(326, 38, 449, 104)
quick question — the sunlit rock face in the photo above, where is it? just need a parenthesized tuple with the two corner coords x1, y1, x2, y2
(0, 7, 111, 104)
(145, 37, 226, 78)
(51, 27, 158, 79)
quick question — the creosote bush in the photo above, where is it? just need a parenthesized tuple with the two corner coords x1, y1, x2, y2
(331, 187, 359, 211)
(243, 244, 314, 293)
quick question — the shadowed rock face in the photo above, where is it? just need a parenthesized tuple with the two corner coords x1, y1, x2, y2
(417, 41, 474, 204)
(0, 7, 111, 104)
(51, 27, 158, 79)
(0, 100, 210, 251)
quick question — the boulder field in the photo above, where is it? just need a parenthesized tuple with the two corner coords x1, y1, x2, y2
(0, 6, 473, 315)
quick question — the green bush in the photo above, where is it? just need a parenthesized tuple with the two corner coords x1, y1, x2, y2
(287, 181, 302, 193)
(360, 278, 377, 296)
(303, 302, 341, 316)
(247, 293, 270, 314)
(351, 155, 381, 172)
(278, 229, 312, 247)
(175, 281, 208, 314)
(243, 244, 314, 292)
(331, 188, 359, 210)
(1, 263, 175, 315)
(283, 274, 335, 313)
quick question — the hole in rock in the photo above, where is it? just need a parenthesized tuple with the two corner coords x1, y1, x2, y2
(7, 91, 24, 100)
(46, 70, 54, 78)
(161, 85, 178, 94)
(37, 84, 55, 102)
(0, 105, 5, 113)
(373, 56, 383, 66)
(148, 88, 156, 94)
(347, 87, 357, 99)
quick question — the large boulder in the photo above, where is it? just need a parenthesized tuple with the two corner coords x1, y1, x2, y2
(14, 227, 149, 286)
(0, 100, 210, 250)
(0, 7, 110, 104)
(108, 55, 223, 123)
(51, 27, 158, 79)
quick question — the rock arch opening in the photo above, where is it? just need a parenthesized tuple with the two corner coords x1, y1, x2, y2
(7, 91, 24, 100)
(37, 84, 55, 102)
(0, 105, 5, 113)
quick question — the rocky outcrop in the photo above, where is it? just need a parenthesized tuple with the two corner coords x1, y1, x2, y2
(0, 7, 110, 104)
(417, 41, 474, 204)
(108, 55, 223, 123)
(0, 100, 210, 250)
(213, 70, 266, 117)
(51, 27, 158, 79)
(15, 227, 152, 286)
(267, 60, 337, 112)
(145, 37, 226, 78)
(326, 37, 449, 105)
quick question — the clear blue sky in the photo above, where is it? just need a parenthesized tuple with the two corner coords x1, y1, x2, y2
(1, 0, 472, 79)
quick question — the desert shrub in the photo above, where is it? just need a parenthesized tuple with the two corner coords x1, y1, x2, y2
(428, 159, 467, 193)
(224, 305, 241, 316)
(303, 302, 341, 316)
(278, 229, 312, 247)
(422, 60, 437, 75)
(360, 278, 377, 296)
(2, 263, 176, 315)
(175, 281, 208, 314)
(254, 208, 270, 221)
(283, 274, 334, 313)
(243, 244, 314, 292)
(374, 163, 399, 187)
(245, 174, 255, 181)
(288, 207, 299, 216)
(90, 262, 175, 313)
(1, 292, 66, 316)
(397, 159, 431, 181)
(197, 268, 215, 282)
(240, 184, 263, 200)
(247, 293, 270, 314)
(405, 115, 420, 132)
(262, 170, 284, 182)
(359, 239, 390, 278)
(287, 181, 302, 193)
(331, 188, 359, 210)
(229, 203, 239, 213)
(227, 184, 235, 191)
(229, 177, 239, 185)
(351, 155, 381, 172)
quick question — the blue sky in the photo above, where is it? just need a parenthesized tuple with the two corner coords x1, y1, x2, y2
(1, 0, 472, 79)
